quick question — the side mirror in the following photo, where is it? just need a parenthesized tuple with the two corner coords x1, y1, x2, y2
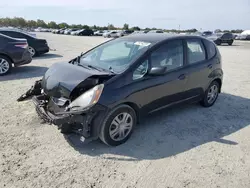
(148, 66, 167, 76)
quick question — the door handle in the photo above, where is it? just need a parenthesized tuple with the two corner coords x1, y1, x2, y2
(207, 64, 213, 69)
(178, 74, 186, 80)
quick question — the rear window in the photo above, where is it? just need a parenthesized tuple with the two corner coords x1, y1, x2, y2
(203, 39, 216, 59)
(222, 33, 233, 39)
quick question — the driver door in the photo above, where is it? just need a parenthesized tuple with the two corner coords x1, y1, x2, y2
(130, 39, 188, 114)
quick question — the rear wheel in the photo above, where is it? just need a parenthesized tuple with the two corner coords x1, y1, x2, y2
(200, 81, 220, 107)
(228, 40, 233, 45)
(28, 46, 36, 57)
(99, 105, 136, 146)
(0, 55, 12, 76)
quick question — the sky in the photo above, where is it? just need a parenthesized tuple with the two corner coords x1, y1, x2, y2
(0, 0, 250, 30)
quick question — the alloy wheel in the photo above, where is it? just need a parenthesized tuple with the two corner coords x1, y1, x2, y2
(207, 84, 218, 104)
(28, 46, 36, 57)
(109, 112, 133, 141)
(0, 58, 10, 75)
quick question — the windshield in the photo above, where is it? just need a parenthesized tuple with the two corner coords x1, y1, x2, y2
(79, 38, 151, 73)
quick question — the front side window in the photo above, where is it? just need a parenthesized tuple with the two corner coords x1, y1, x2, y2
(80, 39, 151, 73)
(133, 60, 149, 80)
(150, 40, 184, 71)
(187, 39, 206, 64)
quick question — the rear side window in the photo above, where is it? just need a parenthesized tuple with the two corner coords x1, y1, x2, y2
(186, 39, 206, 64)
(203, 39, 216, 59)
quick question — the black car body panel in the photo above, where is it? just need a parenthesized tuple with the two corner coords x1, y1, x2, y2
(18, 34, 223, 141)
(0, 33, 32, 66)
(0, 29, 49, 55)
(41, 62, 113, 98)
(77, 29, 94, 36)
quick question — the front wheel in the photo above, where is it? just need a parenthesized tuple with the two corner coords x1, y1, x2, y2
(200, 81, 220, 107)
(99, 105, 137, 146)
(215, 40, 221, 45)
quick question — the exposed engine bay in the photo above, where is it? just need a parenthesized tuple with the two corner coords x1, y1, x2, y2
(17, 62, 114, 138)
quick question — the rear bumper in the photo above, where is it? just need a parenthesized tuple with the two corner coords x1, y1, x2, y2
(13, 50, 32, 67)
(32, 95, 107, 139)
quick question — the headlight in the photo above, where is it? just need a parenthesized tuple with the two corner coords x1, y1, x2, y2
(68, 84, 104, 111)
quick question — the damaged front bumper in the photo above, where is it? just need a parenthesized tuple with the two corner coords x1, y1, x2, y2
(32, 94, 106, 139)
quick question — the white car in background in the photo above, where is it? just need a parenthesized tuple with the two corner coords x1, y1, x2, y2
(64, 28, 78, 35)
(103, 30, 124, 38)
(94, 30, 104, 36)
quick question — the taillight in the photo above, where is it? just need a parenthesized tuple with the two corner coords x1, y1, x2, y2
(15, 43, 28, 49)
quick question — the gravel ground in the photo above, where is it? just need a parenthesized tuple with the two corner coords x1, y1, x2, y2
(1, 33, 250, 188)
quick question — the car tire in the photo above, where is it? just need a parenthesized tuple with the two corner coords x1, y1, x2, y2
(28, 46, 36, 57)
(99, 104, 137, 146)
(200, 81, 220, 107)
(108, 35, 111, 38)
(228, 40, 233, 45)
(0, 55, 12, 76)
(215, 40, 221, 45)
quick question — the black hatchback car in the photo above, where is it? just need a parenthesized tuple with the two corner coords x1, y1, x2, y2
(0, 34, 32, 75)
(18, 34, 223, 146)
(76, 29, 94, 36)
(207, 32, 234, 45)
(0, 29, 49, 57)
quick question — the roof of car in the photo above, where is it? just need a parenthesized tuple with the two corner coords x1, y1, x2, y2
(122, 33, 204, 44)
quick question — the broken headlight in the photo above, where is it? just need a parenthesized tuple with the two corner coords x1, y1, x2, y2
(68, 84, 104, 111)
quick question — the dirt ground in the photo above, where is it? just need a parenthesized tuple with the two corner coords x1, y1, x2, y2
(1, 33, 250, 188)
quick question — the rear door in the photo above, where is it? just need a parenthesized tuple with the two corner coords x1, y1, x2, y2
(183, 38, 215, 98)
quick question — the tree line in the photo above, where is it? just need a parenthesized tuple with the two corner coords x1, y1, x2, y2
(0, 17, 244, 33)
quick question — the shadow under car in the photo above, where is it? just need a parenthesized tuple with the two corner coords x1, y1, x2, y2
(0, 65, 48, 81)
(64, 93, 250, 161)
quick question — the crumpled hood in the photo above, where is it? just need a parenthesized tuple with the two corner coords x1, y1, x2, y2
(41, 62, 111, 98)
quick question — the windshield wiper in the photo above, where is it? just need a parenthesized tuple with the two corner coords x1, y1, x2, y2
(86, 64, 103, 72)
(77, 63, 92, 70)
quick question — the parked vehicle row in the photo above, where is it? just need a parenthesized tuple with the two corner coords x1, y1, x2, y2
(52, 28, 94, 36)
(51, 28, 137, 38)
(0, 28, 51, 75)
(0, 29, 50, 57)
(18, 33, 223, 146)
